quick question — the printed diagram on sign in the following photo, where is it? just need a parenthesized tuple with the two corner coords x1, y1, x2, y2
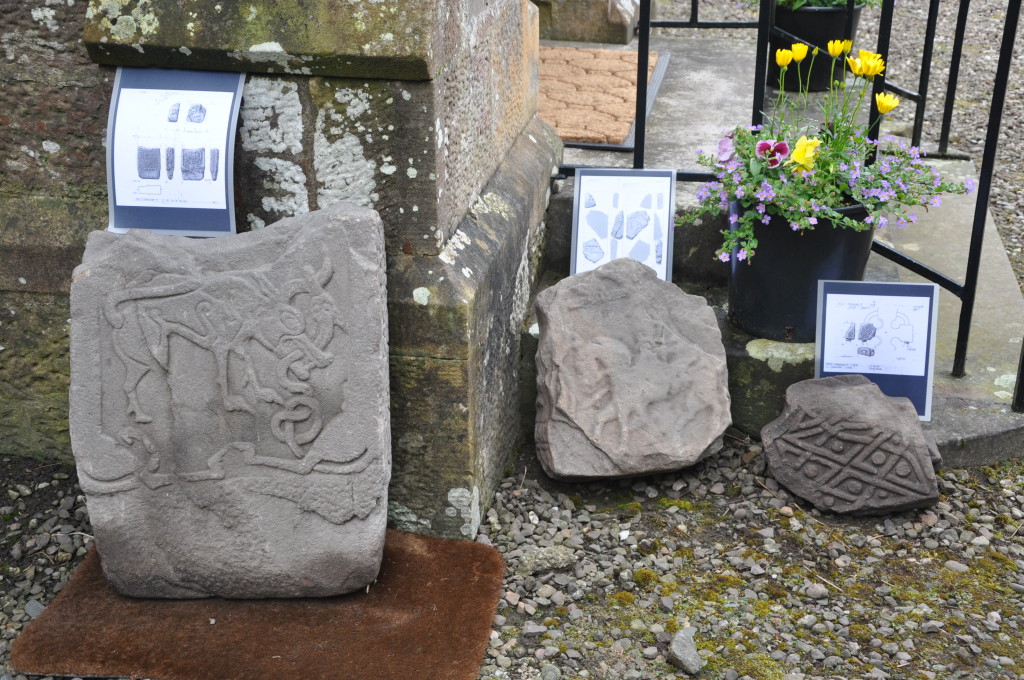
(822, 294, 930, 377)
(113, 88, 234, 210)
(572, 170, 675, 281)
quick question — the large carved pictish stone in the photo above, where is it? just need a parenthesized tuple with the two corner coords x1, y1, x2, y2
(69, 204, 390, 598)
(761, 375, 941, 515)
(534, 257, 731, 479)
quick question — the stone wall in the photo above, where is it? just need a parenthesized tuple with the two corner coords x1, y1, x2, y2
(0, 0, 112, 462)
(84, 0, 539, 258)
(1, 0, 561, 538)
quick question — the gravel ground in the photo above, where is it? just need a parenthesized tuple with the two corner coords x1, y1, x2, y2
(4, 3, 1024, 680)
(4, 439, 1024, 680)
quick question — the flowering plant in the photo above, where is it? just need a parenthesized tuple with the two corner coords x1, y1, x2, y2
(683, 40, 971, 263)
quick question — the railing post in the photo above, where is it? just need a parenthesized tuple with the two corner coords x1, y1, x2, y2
(868, 0, 895, 145)
(911, 0, 941, 148)
(634, 0, 652, 169)
(939, 0, 972, 155)
(752, 0, 772, 127)
(952, 0, 1021, 377)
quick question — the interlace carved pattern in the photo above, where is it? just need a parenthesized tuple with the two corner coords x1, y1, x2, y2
(773, 408, 933, 512)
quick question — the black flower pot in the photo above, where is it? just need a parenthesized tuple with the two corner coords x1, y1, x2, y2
(728, 202, 874, 342)
(768, 4, 864, 92)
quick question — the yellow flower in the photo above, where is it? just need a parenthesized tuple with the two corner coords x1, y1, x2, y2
(786, 136, 822, 173)
(848, 49, 886, 78)
(875, 92, 900, 114)
(828, 39, 853, 58)
(776, 49, 793, 68)
(791, 43, 809, 62)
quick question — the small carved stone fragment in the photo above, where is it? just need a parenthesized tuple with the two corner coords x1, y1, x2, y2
(535, 258, 730, 479)
(181, 147, 205, 180)
(136, 147, 160, 179)
(582, 238, 604, 263)
(761, 374, 940, 515)
(625, 210, 649, 239)
(187, 103, 207, 123)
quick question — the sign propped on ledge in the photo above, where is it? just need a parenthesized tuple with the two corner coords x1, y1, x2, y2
(106, 68, 245, 237)
(570, 168, 676, 282)
(815, 280, 940, 420)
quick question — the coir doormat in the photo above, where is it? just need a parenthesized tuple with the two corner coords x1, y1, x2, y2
(11, 529, 504, 680)
(539, 45, 670, 149)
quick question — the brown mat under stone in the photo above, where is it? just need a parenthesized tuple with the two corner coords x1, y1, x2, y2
(539, 45, 661, 145)
(11, 529, 504, 680)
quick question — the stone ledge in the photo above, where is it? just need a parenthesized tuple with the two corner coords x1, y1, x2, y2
(386, 115, 561, 538)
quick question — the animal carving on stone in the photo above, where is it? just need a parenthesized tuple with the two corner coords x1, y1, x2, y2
(91, 253, 371, 494)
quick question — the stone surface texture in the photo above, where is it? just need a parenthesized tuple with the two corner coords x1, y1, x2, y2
(387, 115, 562, 539)
(532, 0, 641, 44)
(534, 257, 731, 480)
(82, 0, 540, 259)
(70, 204, 390, 598)
(762, 374, 941, 515)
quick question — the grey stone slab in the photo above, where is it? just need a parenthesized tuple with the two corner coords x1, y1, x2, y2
(534, 257, 731, 479)
(70, 203, 390, 598)
(762, 375, 940, 515)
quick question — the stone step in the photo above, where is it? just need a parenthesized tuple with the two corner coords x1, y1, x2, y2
(535, 35, 1024, 467)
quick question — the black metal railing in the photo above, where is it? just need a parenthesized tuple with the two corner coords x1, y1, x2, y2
(556, 0, 1023, 412)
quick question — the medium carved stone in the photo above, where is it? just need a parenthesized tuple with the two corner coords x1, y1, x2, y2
(534, 257, 731, 479)
(762, 375, 941, 515)
(70, 203, 390, 598)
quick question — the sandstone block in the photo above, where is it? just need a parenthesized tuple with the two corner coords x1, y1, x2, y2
(70, 204, 390, 598)
(762, 374, 941, 515)
(534, 257, 731, 479)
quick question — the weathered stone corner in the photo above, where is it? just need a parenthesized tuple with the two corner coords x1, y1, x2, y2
(387, 115, 561, 539)
(532, 0, 644, 44)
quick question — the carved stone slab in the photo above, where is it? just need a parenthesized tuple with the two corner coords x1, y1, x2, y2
(762, 375, 941, 515)
(534, 257, 731, 479)
(70, 204, 390, 598)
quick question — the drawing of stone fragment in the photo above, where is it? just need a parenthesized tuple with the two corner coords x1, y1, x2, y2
(858, 323, 877, 342)
(585, 193, 597, 209)
(857, 347, 875, 357)
(612, 211, 624, 239)
(626, 211, 650, 239)
(582, 238, 604, 263)
(209, 148, 220, 181)
(167, 103, 180, 122)
(187, 103, 207, 123)
(136, 147, 161, 180)
(587, 209, 609, 239)
(844, 322, 856, 342)
(640, 193, 653, 209)
(653, 214, 662, 241)
(165, 148, 175, 180)
(655, 241, 663, 265)
(629, 240, 650, 263)
(182, 148, 205, 181)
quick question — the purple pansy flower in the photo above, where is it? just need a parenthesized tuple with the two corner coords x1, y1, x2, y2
(754, 139, 791, 168)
